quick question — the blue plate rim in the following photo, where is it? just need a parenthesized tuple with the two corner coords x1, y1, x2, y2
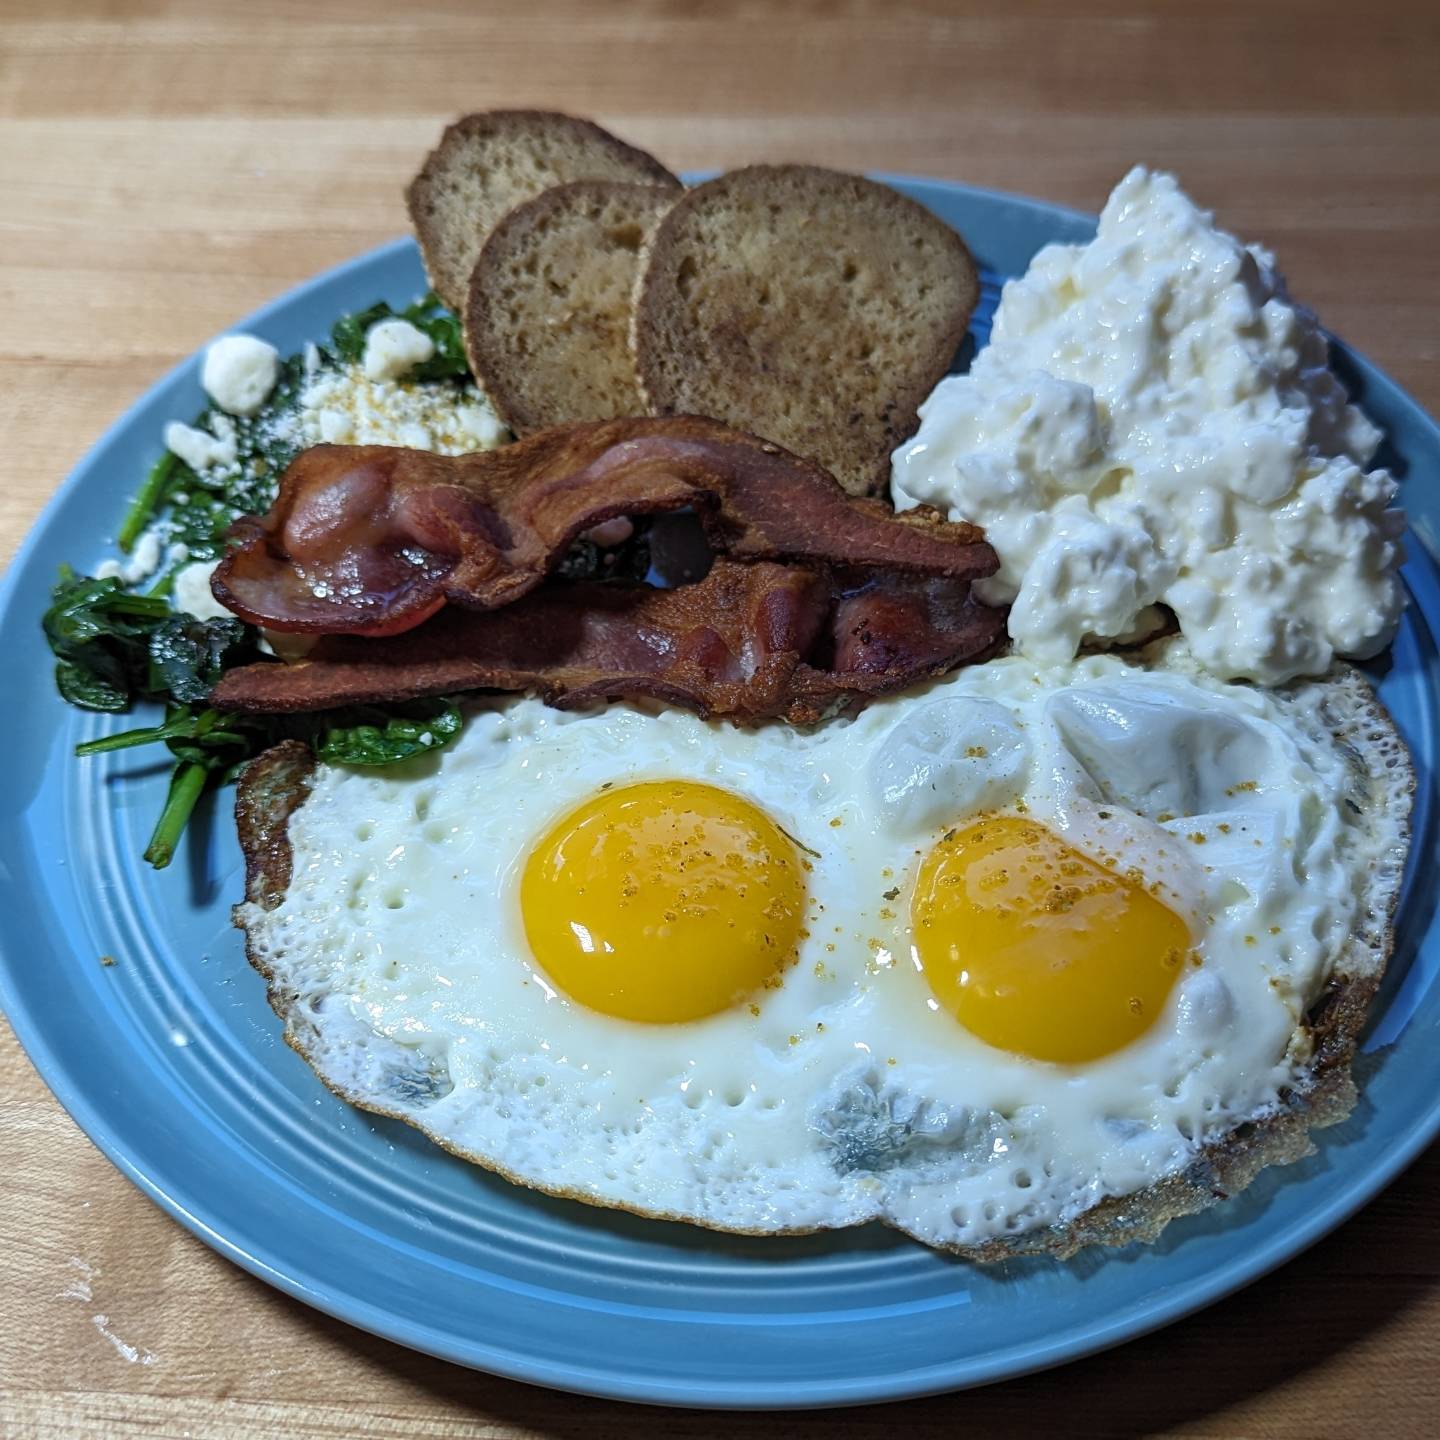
(1, 177, 1437, 1409)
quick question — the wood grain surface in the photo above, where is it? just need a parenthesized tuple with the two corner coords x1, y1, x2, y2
(2, 1, 1438, 1435)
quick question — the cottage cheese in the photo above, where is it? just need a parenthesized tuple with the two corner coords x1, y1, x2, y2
(891, 167, 1405, 685)
(202, 334, 280, 417)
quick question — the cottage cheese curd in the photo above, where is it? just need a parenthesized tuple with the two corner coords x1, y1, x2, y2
(891, 167, 1405, 685)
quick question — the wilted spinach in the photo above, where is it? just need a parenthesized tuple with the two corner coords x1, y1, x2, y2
(329, 292, 470, 381)
(49, 293, 480, 870)
(72, 693, 465, 869)
(316, 699, 463, 766)
(75, 705, 267, 867)
(43, 569, 173, 711)
(115, 351, 311, 566)
(43, 568, 256, 714)
(146, 614, 252, 702)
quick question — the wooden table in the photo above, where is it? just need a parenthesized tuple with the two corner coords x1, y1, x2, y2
(3, 2, 1437, 1433)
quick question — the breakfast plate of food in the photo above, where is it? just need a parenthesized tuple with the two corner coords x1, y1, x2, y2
(1, 111, 1436, 1407)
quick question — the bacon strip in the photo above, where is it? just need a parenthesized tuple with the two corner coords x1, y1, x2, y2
(211, 559, 1007, 724)
(211, 417, 996, 637)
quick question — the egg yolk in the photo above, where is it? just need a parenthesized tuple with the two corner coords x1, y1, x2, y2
(910, 816, 1190, 1064)
(520, 781, 806, 1023)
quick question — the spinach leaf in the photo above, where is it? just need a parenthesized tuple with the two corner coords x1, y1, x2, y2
(402, 294, 470, 381)
(330, 300, 395, 364)
(317, 699, 463, 766)
(75, 696, 466, 868)
(147, 614, 252, 702)
(55, 658, 130, 712)
(329, 293, 471, 382)
(43, 568, 174, 712)
(44, 569, 254, 713)
(44, 570, 171, 648)
(159, 490, 233, 564)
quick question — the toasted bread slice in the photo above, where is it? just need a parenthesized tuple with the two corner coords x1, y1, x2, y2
(406, 111, 680, 314)
(631, 165, 979, 495)
(465, 181, 677, 434)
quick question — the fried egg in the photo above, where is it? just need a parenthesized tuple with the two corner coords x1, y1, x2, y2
(240, 643, 1410, 1253)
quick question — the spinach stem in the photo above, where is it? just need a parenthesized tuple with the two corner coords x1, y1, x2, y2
(105, 594, 172, 618)
(118, 453, 178, 553)
(75, 724, 173, 756)
(146, 563, 182, 599)
(143, 760, 208, 869)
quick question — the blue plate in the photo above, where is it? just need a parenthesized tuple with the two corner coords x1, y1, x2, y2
(1, 177, 1437, 1409)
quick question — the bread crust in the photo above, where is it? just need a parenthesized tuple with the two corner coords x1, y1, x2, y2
(631, 164, 979, 497)
(405, 110, 680, 313)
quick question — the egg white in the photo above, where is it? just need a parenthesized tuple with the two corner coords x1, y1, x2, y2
(242, 642, 1410, 1250)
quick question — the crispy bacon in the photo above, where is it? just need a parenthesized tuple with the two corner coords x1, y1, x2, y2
(211, 417, 996, 637)
(211, 559, 1007, 724)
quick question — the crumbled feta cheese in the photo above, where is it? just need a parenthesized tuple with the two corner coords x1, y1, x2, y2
(458, 404, 507, 448)
(318, 409, 354, 443)
(294, 362, 509, 456)
(362, 318, 435, 381)
(166, 419, 237, 473)
(172, 560, 233, 621)
(96, 528, 164, 586)
(134, 530, 163, 579)
(202, 334, 280, 417)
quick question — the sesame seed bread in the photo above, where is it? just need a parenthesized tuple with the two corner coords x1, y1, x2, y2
(631, 165, 980, 496)
(465, 181, 678, 435)
(406, 111, 681, 314)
